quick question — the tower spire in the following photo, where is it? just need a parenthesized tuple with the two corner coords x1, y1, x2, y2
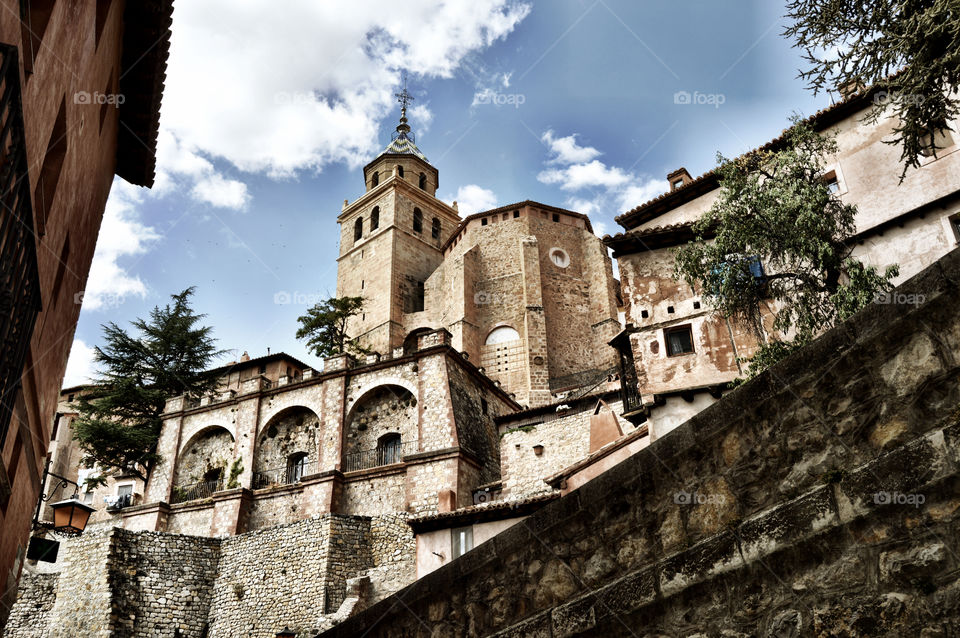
(394, 72, 414, 136)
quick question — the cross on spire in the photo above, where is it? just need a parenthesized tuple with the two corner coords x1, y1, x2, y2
(395, 72, 414, 119)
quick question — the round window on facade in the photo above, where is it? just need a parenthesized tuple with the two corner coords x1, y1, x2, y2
(550, 248, 570, 268)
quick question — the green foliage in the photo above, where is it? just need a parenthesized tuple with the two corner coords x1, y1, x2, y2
(295, 296, 369, 358)
(73, 288, 222, 482)
(226, 458, 244, 489)
(784, 0, 960, 178)
(676, 119, 898, 378)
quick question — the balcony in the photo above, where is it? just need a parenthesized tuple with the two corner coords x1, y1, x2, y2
(252, 458, 319, 490)
(342, 439, 419, 473)
(104, 492, 138, 512)
(170, 477, 224, 504)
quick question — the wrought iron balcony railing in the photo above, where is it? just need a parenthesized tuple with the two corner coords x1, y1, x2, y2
(0, 44, 41, 451)
(170, 477, 224, 504)
(252, 459, 319, 490)
(342, 439, 419, 473)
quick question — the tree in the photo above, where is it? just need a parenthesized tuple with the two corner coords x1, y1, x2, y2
(295, 296, 368, 359)
(784, 0, 960, 177)
(73, 288, 221, 483)
(674, 118, 899, 378)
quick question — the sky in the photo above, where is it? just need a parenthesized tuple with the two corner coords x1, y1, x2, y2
(64, 0, 836, 386)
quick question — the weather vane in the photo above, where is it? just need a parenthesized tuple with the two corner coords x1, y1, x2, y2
(395, 71, 414, 118)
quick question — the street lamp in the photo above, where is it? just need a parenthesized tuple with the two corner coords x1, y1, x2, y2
(48, 497, 96, 535)
(28, 460, 97, 562)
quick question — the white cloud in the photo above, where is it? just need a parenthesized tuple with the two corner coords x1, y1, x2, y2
(448, 184, 498, 215)
(536, 128, 669, 227)
(63, 339, 97, 387)
(409, 104, 434, 133)
(82, 180, 160, 311)
(161, 0, 530, 179)
(541, 130, 602, 165)
(191, 174, 250, 209)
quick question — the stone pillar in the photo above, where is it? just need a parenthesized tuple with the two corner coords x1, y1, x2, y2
(210, 488, 251, 536)
(519, 236, 552, 406)
(300, 471, 344, 516)
(122, 502, 170, 532)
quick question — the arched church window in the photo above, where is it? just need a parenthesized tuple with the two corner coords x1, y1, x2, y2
(286, 452, 308, 484)
(396, 165, 404, 178)
(413, 208, 423, 233)
(485, 325, 520, 344)
(419, 172, 427, 190)
(354, 217, 363, 241)
(372, 171, 379, 187)
(431, 217, 441, 239)
(377, 433, 403, 466)
(371, 206, 380, 230)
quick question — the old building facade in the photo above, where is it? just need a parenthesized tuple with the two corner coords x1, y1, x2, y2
(606, 88, 960, 440)
(0, 1, 170, 630)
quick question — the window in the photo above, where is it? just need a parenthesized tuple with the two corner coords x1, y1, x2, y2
(258, 364, 266, 374)
(286, 452, 308, 484)
(431, 217, 441, 239)
(549, 248, 569, 268)
(114, 483, 133, 509)
(481, 218, 488, 226)
(397, 165, 404, 178)
(513, 210, 519, 218)
(451, 526, 473, 559)
(33, 97, 67, 235)
(950, 214, 960, 242)
(920, 126, 955, 158)
(377, 433, 403, 466)
(67, 393, 74, 402)
(481, 398, 488, 415)
(19, 0, 56, 74)
(203, 467, 222, 488)
(371, 206, 380, 230)
(821, 170, 840, 194)
(413, 208, 423, 233)
(413, 281, 425, 312)
(552, 213, 560, 222)
(712, 254, 765, 294)
(673, 179, 684, 189)
(665, 325, 695, 356)
(371, 171, 379, 187)
(485, 326, 520, 344)
(354, 217, 363, 241)
(419, 172, 427, 189)
(83, 490, 94, 504)
(50, 413, 61, 441)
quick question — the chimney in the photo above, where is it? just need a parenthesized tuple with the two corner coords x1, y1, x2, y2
(838, 80, 865, 100)
(240, 351, 250, 362)
(667, 167, 693, 192)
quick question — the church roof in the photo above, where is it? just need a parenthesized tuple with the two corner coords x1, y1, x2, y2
(380, 131, 427, 162)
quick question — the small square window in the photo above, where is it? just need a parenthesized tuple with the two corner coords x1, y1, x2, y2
(513, 210, 519, 218)
(481, 218, 488, 226)
(920, 127, 955, 158)
(665, 325, 695, 356)
(552, 213, 560, 222)
(667, 306, 675, 314)
(673, 179, 684, 189)
(693, 301, 701, 309)
(258, 365, 266, 374)
(640, 309, 649, 319)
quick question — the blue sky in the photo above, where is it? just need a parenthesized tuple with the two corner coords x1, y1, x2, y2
(64, 0, 834, 384)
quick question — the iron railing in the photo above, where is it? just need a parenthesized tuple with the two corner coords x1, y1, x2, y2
(170, 477, 223, 504)
(618, 349, 644, 414)
(0, 44, 41, 451)
(252, 459, 319, 490)
(342, 439, 419, 473)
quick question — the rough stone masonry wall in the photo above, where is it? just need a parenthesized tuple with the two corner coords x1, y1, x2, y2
(1, 572, 57, 638)
(323, 248, 960, 637)
(499, 398, 625, 500)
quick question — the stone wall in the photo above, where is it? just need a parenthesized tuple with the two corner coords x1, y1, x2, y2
(1, 573, 57, 638)
(322, 248, 960, 637)
(499, 398, 625, 499)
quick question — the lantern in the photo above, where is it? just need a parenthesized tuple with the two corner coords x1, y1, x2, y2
(49, 498, 96, 535)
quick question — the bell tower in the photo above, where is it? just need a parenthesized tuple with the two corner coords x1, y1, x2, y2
(335, 79, 462, 355)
